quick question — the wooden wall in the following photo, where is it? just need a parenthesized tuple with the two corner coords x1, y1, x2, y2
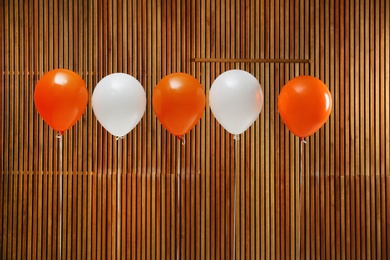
(1, 0, 389, 259)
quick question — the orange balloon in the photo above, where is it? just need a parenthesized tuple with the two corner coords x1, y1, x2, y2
(152, 73, 205, 136)
(278, 76, 332, 138)
(34, 69, 88, 132)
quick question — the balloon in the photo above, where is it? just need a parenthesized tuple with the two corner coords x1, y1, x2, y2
(278, 75, 332, 138)
(152, 73, 205, 136)
(92, 73, 146, 137)
(209, 70, 264, 135)
(34, 69, 88, 132)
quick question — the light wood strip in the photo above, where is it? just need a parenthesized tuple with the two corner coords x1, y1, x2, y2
(309, 18, 317, 252)
(131, 172, 136, 259)
(192, 58, 311, 63)
(1, 173, 7, 259)
(379, 1, 387, 259)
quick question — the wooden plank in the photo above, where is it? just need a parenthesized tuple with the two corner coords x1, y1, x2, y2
(192, 58, 311, 63)
(64, 172, 71, 259)
(167, 173, 172, 259)
(61, 172, 67, 260)
(125, 171, 131, 259)
(220, 1, 227, 257)
(37, 172, 42, 260)
(317, 5, 325, 260)
(248, 1, 256, 259)
(41, 171, 47, 259)
(11, 173, 17, 260)
(0, 0, 3, 192)
(279, 3, 286, 257)
(386, 0, 390, 182)
(364, 0, 372, 258)
(309, 0, 317, 249)
(210, 3, 217, 258)
(72, 171, 78, 259)
(370, 0, 379, 258)
(51, 167, 58, 259)
(359, 0, 367, 256)
(273, 0, 281, 256)
(161, 172, 166, 259)
(333, 0, 341, 258)
(2, 172, 8, 259)
(269, 0, 276, 258)
(107, 170, 113, 259)
(83, 172, 89, 260)
(91, 173, 97, 259)
(137, 172, 142, 259)
(21, 172, 28, 258)
(102, 170, 107, 260)
(379, 1, 387, 259)
(146, 171, 151, 260)
(150, 0, 157, 258)
(3, 0, 10, 175)
(86, 172, 92, 260)
(387, 177, 390, 259)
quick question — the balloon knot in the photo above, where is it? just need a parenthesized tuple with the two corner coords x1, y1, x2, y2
(116, 136, 125, 141)
(233, 134, 240, 141)
(300, 137, 306, 144)
(56, 132, 63, 139)
(177, 135, 186, 145)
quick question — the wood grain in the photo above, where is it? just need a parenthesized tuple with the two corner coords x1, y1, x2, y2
(1, 0, 390, 258)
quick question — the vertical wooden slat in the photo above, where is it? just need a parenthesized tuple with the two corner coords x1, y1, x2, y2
(0, 0, 3, 195)
(39, 173, 45, 259)
(379, 0, 387, 259)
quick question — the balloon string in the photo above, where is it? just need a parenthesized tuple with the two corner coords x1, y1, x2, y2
(298, 137, 306, 259)
(57, 132, 63, 258)
(117, 137, 122, 257)
(177, 135, 186, 145)
(176, 138, 181, 260)
(232, 135, 238, 260)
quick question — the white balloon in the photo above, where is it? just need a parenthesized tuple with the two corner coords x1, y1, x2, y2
(92, 73, 146, 137)
(209, 70, 263, 135)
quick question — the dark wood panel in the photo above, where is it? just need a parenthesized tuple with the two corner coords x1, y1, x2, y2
(1, 0, 390, 258)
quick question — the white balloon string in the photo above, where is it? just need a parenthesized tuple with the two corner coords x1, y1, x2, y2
(177, 135, 186, 145)
(176, 138, 181, 260)
(232, 136, 238, 260)
(117, 137, 122, 257)
(298, 137, 306, 259)
(57, 132, 63, 258)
